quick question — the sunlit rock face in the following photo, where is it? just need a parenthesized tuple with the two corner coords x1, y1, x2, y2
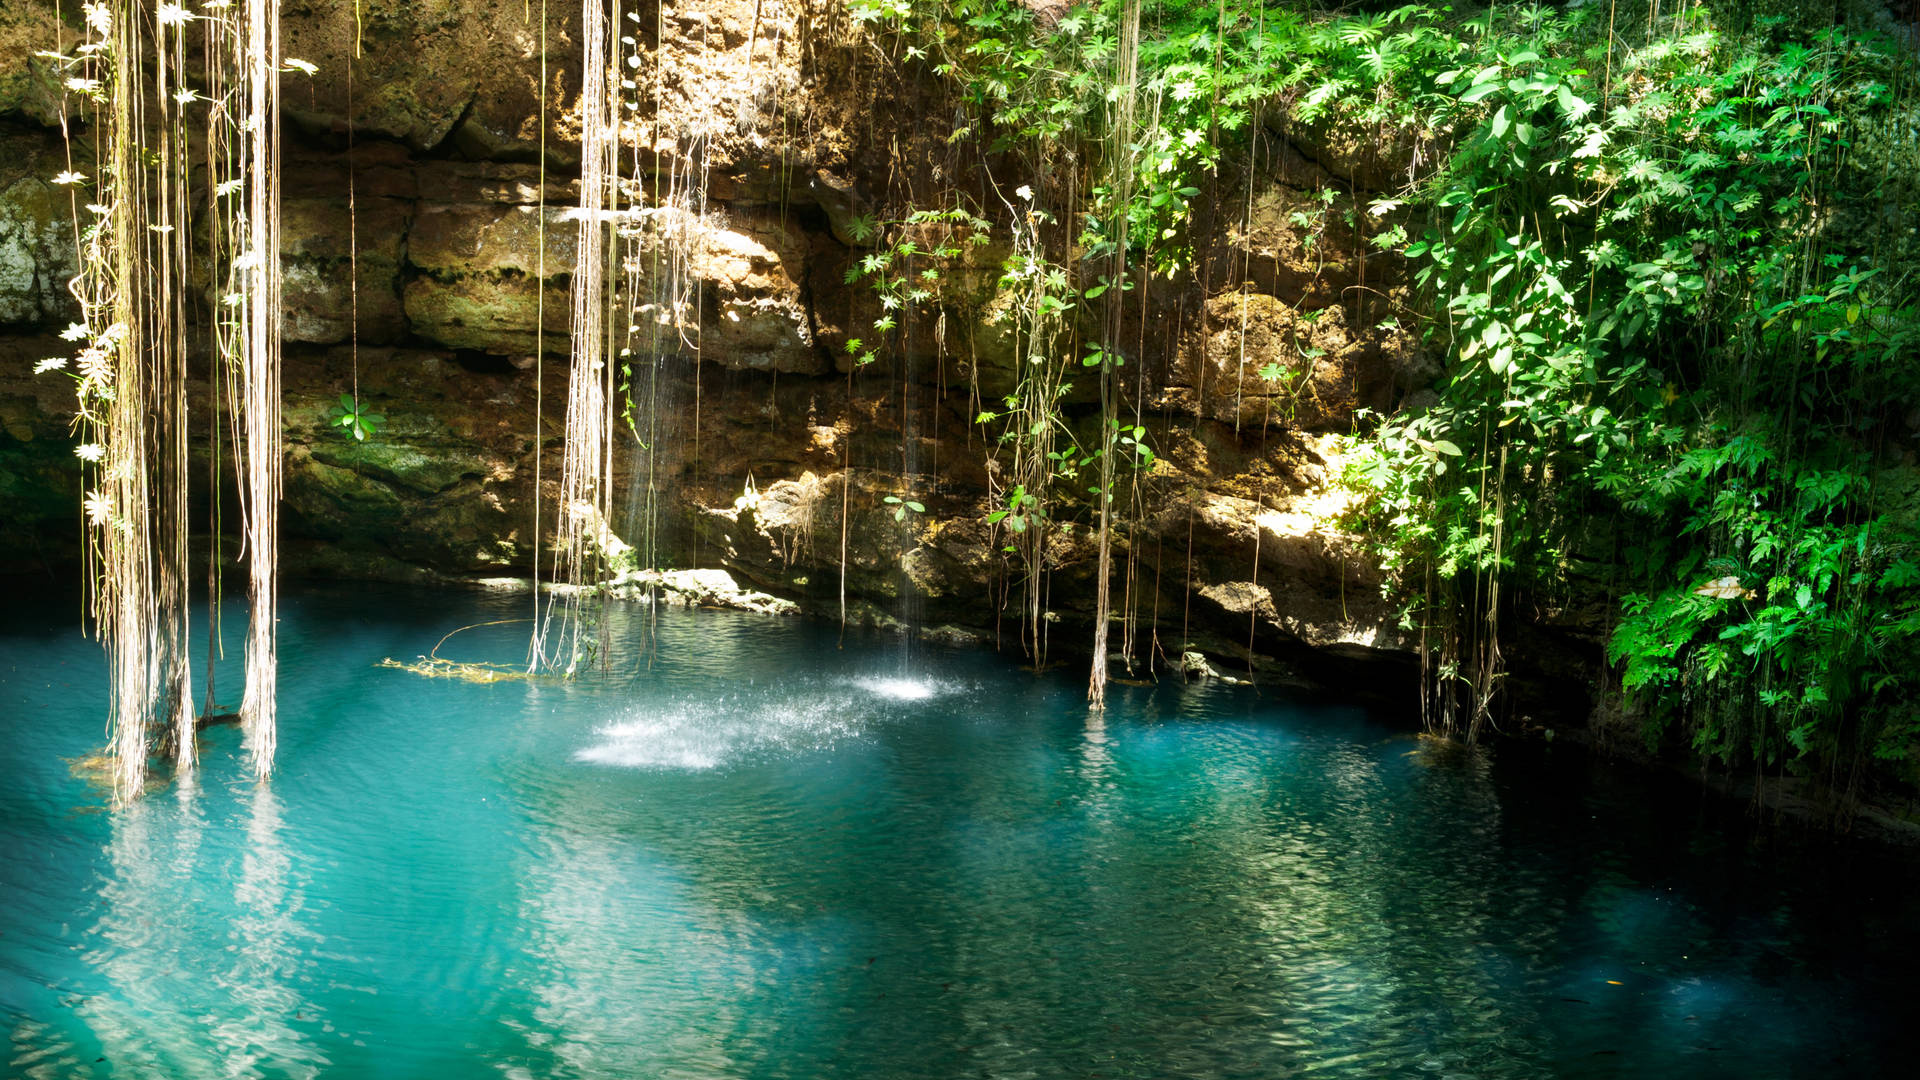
(277, 0, 579, 158)
(1163, 293, 1389, 434)
(0, 176, 72, 327)
(0, 4, 65, 127)
(0, 133, 78, 330)
(683, 212, 821, 375)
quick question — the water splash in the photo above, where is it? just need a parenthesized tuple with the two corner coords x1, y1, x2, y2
(848, 675, 947, 702)
(574, 695, 872, 772)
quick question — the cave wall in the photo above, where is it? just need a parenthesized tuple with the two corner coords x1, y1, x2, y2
(0, 0, 1604, 696)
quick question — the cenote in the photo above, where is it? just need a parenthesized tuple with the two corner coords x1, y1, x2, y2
(3, 586, 1917, 1078)
(6, 0, 1920, 1076)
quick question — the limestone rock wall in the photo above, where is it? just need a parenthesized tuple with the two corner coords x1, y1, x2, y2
(0, 0, 1522, 694)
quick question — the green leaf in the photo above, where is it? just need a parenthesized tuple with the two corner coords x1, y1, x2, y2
(1556, 83, 1590, 120)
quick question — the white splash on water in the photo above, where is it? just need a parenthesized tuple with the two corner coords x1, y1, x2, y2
(573, 717, 724, 770)
(849, 675, 947, 702)
(576, 672, 972, 771)
(574, 695, 869, 771)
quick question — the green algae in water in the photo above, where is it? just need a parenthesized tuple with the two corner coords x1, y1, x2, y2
(2, 584, 1917, 1077)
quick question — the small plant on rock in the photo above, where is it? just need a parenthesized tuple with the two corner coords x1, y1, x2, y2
(328, 394, 386, 441)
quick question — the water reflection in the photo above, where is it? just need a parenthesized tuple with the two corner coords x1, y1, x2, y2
(6, 1017, 92, 1080)
(217, 786, 326, 1078)
(77, 783, 326, 1078)
(81, 786, 219, 1074)
(1076, 710, 1115, 795)
(503, 795, 760, 1077)
(2, 589, 1916, 1078)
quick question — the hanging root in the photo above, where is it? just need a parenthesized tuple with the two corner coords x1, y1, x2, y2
(54, 0, 290, 800)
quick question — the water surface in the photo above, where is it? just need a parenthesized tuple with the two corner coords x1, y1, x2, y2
(2, 585, 1915, 1078)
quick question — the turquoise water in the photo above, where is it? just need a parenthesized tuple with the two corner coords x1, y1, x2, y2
(2, 585, 1915, 1078)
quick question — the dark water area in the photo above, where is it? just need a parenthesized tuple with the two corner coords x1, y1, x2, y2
(2, 584, 1916, 1078)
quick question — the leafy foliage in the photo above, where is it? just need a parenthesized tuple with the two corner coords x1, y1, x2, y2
(842, 206, 992, 369)
(853, 1, 1919, 782)
(1341, 4, 1920, 783)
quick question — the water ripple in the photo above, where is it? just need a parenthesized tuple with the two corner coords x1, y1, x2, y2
(0, 588, 1913, 1078)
